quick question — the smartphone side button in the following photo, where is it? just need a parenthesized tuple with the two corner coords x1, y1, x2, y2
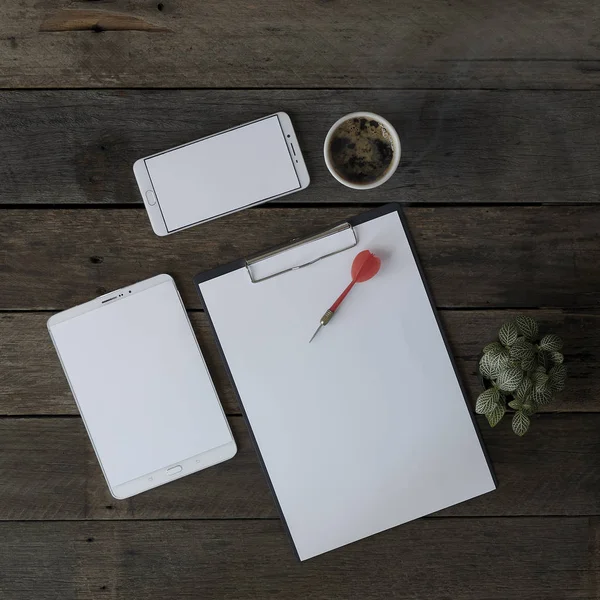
(146, 190, 157, 205)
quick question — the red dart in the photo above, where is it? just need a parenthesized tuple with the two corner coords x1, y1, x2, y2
(309, 250, 381, 343)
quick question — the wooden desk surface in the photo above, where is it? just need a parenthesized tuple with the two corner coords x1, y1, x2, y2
(1, 2, 599, 598)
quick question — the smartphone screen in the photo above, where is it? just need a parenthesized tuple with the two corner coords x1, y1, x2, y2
(144, 115, 301, 232)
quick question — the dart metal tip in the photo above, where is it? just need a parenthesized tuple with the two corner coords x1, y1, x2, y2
(309, 324, 322, 343)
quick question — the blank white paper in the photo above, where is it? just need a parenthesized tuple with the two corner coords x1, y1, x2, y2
(50, 280, 232, 487)
(199, 210, 495, 560)
(145, 115, 300, 232)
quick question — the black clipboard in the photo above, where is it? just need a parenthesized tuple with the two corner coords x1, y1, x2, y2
(193, 203, 497, 560)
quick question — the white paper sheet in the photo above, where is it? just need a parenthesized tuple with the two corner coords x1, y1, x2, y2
(199, 210, 495, 560)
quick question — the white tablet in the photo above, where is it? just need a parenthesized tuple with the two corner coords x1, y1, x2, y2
(133, 112, 310, 236)
(47, 274, 236, 499)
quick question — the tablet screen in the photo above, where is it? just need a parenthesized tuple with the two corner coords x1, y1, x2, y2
(145, 115, 301, 232)
(49, 279, 232, 488)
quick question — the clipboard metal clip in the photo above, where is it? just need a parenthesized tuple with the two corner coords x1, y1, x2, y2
(245, 222, 358, 283)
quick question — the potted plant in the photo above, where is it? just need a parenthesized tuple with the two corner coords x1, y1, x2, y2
(475, 315, 566, 436)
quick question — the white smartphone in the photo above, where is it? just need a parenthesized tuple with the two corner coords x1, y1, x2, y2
(47, 274, 236, 499)
(133, 112, 310, 236)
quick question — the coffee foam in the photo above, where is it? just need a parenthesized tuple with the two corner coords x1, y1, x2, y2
(328, 117, 395, 185)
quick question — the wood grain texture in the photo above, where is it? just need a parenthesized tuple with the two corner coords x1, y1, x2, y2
(0, 518, 595, 599)
(1, 310, 595, 416)
(1, 0, 598, 596)
(1, 90, 599, 206)
(1, 0, 599, 88)
(39, 9, 172, 33)
(0, 417, 275, 521)
(1, 414, 600, 520)
(0, 207, 598, 310)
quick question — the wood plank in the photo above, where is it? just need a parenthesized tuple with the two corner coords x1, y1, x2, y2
(1, 310, 595, 416)
(0, 207, 599, 310)
(1, 90, 599, 206)
(1, 414, 600, 520)
(2, 1, 599, 88)
(0, 417, 274, 520)
(0, 518, 594, 599)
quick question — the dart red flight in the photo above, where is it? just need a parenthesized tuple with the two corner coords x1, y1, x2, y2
(309, 250, 381, 343)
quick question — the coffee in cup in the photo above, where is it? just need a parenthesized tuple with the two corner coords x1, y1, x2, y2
(324, 112, 400, 190)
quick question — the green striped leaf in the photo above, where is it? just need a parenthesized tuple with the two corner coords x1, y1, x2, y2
(510, 394, 536, 416)
(483, 341, 510, 372)
(551, 351, 564, 365)
(515, 377, 533, 400)
(521, 403, 536, 416)
(479, 352, 500, 380)
(548, 364, 567, 392)
(488, 346, 510, 373)
(496, 365, 524, 392)
(512, 411, 531, 436)
(491, 349, 510, 373)
(532, 370, 549, 388)
(510, 338, 534, 361)
(499, 321, 519, 347)
(532, 385, 553, 406)
(539, 334, 563, 353)
(475, 387, 500, 414)
(537, 350, 551, 371)
(521, 352, 537, 371)
(486, 403, 506, 427)
(515, 315, 539, 341)
(483, 342, 505, 356)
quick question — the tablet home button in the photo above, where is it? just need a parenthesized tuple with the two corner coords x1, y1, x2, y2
(146, 190, 157, 205)
(167, 465, 182, 476)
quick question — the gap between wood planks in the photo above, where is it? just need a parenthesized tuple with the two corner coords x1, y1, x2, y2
(0, 307, 572, 313)
(0, 202, 598, 210)
(1, 87, 600, 92)
(0, 412, 595, 420)
(0, 515, 588, 522)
